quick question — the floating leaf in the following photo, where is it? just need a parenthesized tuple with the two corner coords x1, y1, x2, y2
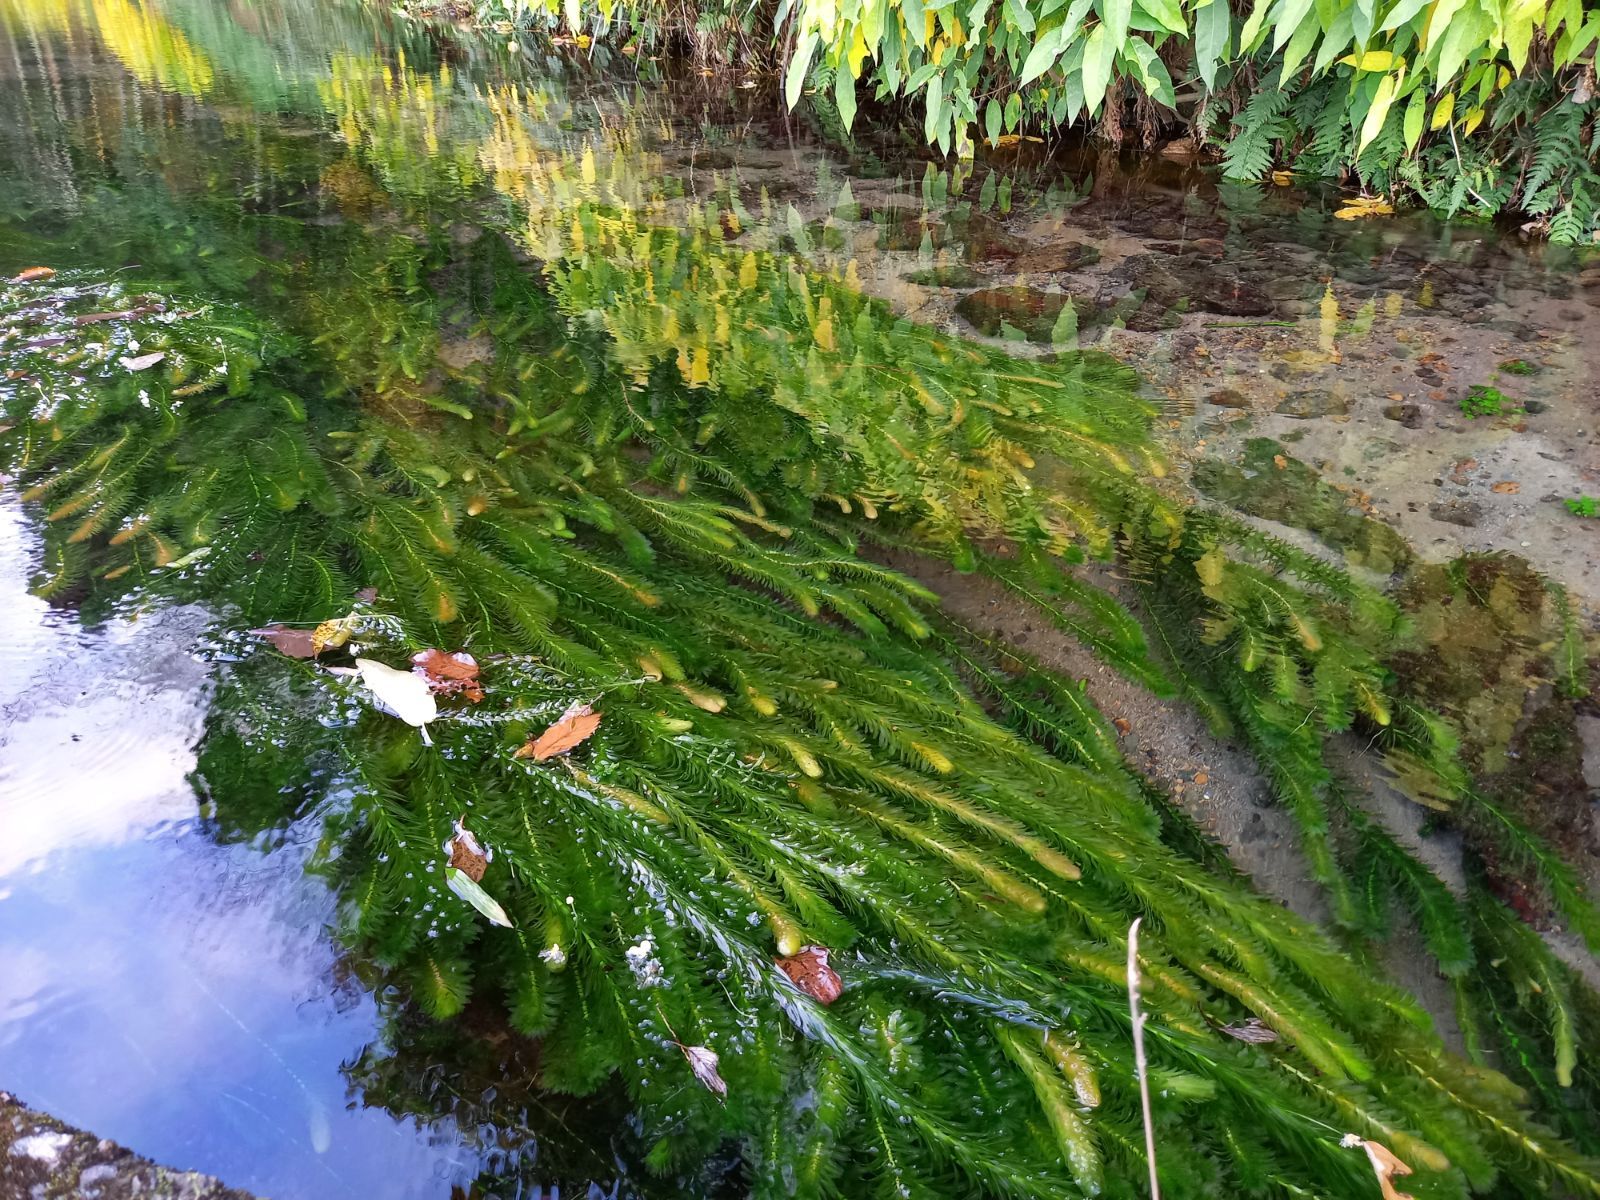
(1334, 196, 1396, 220)
(412, 648, 484, 702)
(775, 944, 843, 1004)
(516, 702, 601, 760)
(1341, 1135, 1416, 1200)
(1220, 1018, 1280, 1043)
(445, 818, 491, 882)
(312, 615, 356, 655)
(251, 624, 320, 658)
(355, 657, 439, 729)
(11, 266, 55, 283)
(119, 351, 166, 372)
(678, 1044, 727, 1100)
(446, 866, 513, 927)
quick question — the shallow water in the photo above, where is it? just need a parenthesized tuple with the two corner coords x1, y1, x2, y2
(0, 1, 1596, 1196)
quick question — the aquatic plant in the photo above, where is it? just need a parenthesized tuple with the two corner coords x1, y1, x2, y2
(1566, 496, 1599, 518)
(6, 232, 1600, 1197)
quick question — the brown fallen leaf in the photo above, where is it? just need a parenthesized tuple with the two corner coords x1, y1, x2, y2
(23, 335, 68, 349)
(1342, 1135, 1415, 1200)
(73, 309, 146, 325)
(412, 648, 484, 703)
(1491, 480, 1520, 494)
(1112, 717, 1132, 737)
(1193, 771, 1209, 786)
(775, 945, 843, 1005)
(251, 624, 319, 658)
(119, 351, 166, 372)
(445, 818, 490, 882)
(12, 267, 55, 283)
(1220, 1017, 1279, 1043)
(677, 1043, 727, 1101)
(354, 587, 378, 604)
(516, 702, 602, 761)
(1273, 454, 1288, 470)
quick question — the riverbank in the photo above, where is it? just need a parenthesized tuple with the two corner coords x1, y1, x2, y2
(2, 1093, 255, 1200)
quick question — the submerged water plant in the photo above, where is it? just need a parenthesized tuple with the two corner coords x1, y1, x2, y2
(5, 233, 1599, 1196)
(2, 9, 1599, 1194)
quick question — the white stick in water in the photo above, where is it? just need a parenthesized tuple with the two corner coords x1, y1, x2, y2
(1128, 917, 1160, 1200)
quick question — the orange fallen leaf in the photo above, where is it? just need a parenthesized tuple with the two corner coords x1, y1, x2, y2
(516, 703, 601, 761)
(1193, 771, 1209, 786)
(1342, 1135, 1415, 1200)
(776, 945, 843, 1005)
(1113, 717, 1132, 736)
(1273, 454, 1288, 469)
(412, 648, 484, 702)
(11, 266, 55, 283)
(1491, 481, 1520, 494)
(251, 624, 319, 658)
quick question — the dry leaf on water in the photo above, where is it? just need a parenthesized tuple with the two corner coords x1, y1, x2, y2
(515, 702, 601, 761)
(355, 657, 438, 730)
(119, 351, 165, 372)
(444, 818, 491, 882)
(775, 945, 843, 1005)
(252, 624, 320, 658)
(1334, 196, 1396, 220)
(11, 267, 55, 283)
(677, 1044, 727, 1100)
(1342, 1134, 1415, 1200)
(1219, 1018, 1279, 1043)
(412, 648, 484, 702)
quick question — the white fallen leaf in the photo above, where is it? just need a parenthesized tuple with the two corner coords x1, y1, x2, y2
(679, 1044, 727, 1100)
(355, 656, 438, 728)
(119, 351, 166, 371)
(446, 866, 514, 927)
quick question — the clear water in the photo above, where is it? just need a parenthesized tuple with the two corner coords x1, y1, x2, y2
(1, 1, 1596, 1197)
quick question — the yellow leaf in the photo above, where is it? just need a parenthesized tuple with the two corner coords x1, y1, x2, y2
(1430, 92, 1454, 129)
(1339, 50, 1397, 70)
(1463, 106, 1484, 135)
(1271, 169, 1294, 186)
(1334, 196, 1396, 219)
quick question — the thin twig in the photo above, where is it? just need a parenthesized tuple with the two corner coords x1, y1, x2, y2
(1128, 917, 1160, 1200)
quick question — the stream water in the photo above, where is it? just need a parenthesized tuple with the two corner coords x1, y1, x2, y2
(0, 1, 1596, 1198)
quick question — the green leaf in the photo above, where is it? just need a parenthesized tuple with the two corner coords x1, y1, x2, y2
(835, 65, 858, 131)
(1273, 0, 1315, 51)
(1194, 0, 1231, 89)
(1379, 0, 1431, 30)
(1402, 85, 1426, 149)
(1081, 24, 1114, 113)
(447, 867, 514, 928)
(924, 72, 944, 142)
(1237, 0, 1277, 51)
(786, 31, 818, 109)
(1004, 90, 1023, 130)
(985, 96, 1002, 144)
(1100, 0, 1132, 49)
(1133, 0, 1186, 35)
(1019, 24, 1066, 83)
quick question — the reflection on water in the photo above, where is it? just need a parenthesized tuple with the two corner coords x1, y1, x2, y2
(0, 499, 467, 1198)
